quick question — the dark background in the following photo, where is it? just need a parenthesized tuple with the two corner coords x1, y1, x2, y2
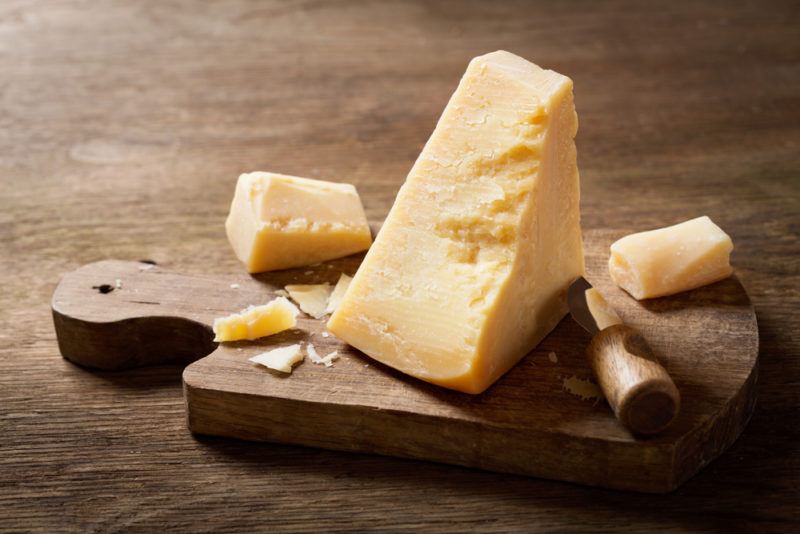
(1, 1, 798, 531)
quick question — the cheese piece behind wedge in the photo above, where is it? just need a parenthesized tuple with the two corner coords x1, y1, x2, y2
(325, 273, 352, 314)
(608, 216, 733, 299)
(285, 283, 333, 319)
(327, 51, 584, 394)
(226, 172, 372, 273)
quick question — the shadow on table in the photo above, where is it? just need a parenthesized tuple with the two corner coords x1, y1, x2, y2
(192, 419, 787, 532)
(64, 360, 185, 390)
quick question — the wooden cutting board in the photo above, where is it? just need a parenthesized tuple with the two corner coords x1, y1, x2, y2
(51, 229, 758, 493)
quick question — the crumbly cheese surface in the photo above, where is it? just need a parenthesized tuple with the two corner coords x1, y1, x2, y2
(225, 172, 372, 273)
(327, 51, 584, 394)
(249, 344, 304, 373)
(608, 216, 733, 300)
(212, 297, 299, 342)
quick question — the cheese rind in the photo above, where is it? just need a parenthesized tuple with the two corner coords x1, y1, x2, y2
(608, 216, 733, 300)
(249, 344, 304, 373)
(226, 172, 372, 273)
(327, 51, 584, 394)
(212, 297, 299, 342)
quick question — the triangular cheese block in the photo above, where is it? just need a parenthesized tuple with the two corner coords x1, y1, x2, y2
(328, 51, 585, 393)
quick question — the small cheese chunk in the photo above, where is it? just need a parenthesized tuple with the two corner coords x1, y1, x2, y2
(213, 297, 299, 342)
(225, 172, 372, 273)
(608, 216, 733, 300)
(327, 51, 585, 394)
(249, 344, 304, 373)
(285, 283, 332, 319)
(325, 273, 352, 314)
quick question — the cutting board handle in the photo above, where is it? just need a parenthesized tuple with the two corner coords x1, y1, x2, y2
(587, 324, 681, 435)
(51, 260, 220, 370)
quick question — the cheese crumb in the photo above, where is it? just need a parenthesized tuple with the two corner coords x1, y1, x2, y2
(563, 376, 603, 401)
(548, 352, 558, 363)
(322, 352, 340, 367)
(249, 344, 304, 373)
(285, 283, 333, 319)
(325, 273, 353, 314)
(115, 278, 122, 289)
(307, 343, 323, 364)
(230, 283, 240, 289)
(321, 332, 330, 338)
(307, 343, 340, 367)
(212, 297, 299, 342)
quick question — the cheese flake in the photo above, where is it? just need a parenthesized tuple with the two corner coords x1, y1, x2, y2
(285, 283, 333, 319)
(249, 344, 304, 373)
(325, 273, 353, 314)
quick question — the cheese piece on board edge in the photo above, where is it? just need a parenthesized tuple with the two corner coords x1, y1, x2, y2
(608, 216, 733, 300)
(249, 344, 304, 374)
(226, 172, 372, 273)
(213, 297, 299, 342)
(328, 50, 585, 394)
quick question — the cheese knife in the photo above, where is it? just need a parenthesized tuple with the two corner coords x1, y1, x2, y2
(568, 277, 680, 435)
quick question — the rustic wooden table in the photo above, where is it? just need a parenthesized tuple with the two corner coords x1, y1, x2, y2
(2, 1, 798, 531)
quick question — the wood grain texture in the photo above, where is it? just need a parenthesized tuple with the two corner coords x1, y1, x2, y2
(2, 0, 799, 530)
(49, 231, 756, 492)
(587, 323, 681, 435)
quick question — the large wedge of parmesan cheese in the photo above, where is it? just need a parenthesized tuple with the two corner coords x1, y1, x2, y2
(327, 51, 584, 394)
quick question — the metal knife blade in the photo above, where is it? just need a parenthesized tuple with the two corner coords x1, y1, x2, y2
(568, 277, 623, 335)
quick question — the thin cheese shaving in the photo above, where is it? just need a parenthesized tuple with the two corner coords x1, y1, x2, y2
(285, 283, 333, 319)
(325, 273, 353, 314)
(249, 344, 304, 373)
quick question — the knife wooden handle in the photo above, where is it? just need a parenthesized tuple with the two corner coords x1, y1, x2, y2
(587, 324, 680, 435)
